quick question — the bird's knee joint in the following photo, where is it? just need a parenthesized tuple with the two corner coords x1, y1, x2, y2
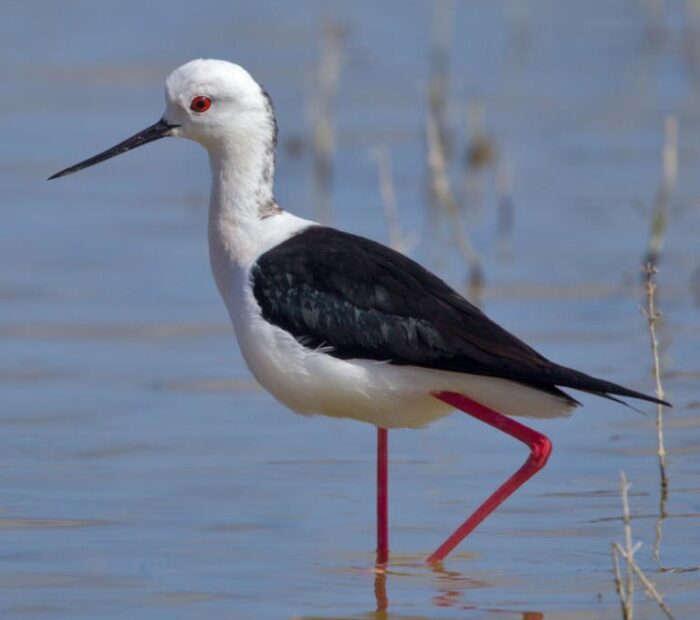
(529, 434, 552, 469)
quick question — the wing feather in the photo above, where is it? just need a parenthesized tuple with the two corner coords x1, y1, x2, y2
(252, 226, 667, 406)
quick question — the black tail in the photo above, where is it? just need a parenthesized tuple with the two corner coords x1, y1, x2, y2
(549, 364, 671, 407)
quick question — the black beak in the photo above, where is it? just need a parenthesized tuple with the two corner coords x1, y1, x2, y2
(48, 118, 179, 180)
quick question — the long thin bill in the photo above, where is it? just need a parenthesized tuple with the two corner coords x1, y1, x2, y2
(48, 119, 178, 180)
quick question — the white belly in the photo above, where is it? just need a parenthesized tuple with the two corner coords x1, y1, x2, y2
(225, 268, 575, 429)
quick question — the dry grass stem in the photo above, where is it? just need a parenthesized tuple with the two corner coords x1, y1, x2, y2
(425, 0, 485, 302)
(505, 0, 532, 58)
(639, 0, 669, 50)
(371, 147, 416, 255)
(620, 472, 635, 619)
(312, 23, 343, 225)
(642, 263, 668, 475)
(644, 116, 678, 270)
(614, 543, 675, 620)
(611, 542, 628, 619)
(425, 110, 484, 302)
(461, 101, 495, 212)
(641, 263, 669, 561)
(496, 157, 514, 262)
(428, 0, 455, 160)
(612, 472, 676, 620)
(465, 103, 495, 172)
(653, 506, 667, 567)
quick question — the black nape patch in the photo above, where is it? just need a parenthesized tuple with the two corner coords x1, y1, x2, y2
(259, 198, 282, 219)
(260, 87, 278, 151)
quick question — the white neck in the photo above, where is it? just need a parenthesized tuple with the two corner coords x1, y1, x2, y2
(206, 137, 280, 298)
(204, 110, 314, 306)
(209, 138, 276, 217)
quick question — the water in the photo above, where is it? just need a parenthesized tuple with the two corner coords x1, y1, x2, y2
(2, 1, 700, 618)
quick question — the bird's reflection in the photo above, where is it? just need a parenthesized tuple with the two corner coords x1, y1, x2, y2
(297, 559, 544, 620)
(374, 566, 388, 614)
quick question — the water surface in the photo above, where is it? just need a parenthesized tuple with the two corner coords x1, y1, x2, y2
(2, 1, 700, 618)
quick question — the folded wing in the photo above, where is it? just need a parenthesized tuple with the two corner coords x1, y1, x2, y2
(252, 226, 667, 407)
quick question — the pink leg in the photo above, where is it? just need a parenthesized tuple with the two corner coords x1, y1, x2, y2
(426, 391, 552, 564)
(376, 427, 389, 564)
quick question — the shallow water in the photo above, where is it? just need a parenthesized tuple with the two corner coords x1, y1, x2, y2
(2, 1, 700, 618)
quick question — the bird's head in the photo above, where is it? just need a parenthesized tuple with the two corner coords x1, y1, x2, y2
(49, 58, 276, 180)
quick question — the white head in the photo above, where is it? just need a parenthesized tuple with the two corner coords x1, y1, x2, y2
(49, 59, 277, 180)
(164, 59, 277, 153)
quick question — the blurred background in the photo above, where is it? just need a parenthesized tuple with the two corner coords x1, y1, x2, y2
(2, 1, 699, 618)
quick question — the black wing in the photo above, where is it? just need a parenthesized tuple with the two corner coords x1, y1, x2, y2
(252, 226, 667, 406)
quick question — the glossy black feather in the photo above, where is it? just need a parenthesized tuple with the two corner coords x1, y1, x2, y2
(252, 226, 668, 407)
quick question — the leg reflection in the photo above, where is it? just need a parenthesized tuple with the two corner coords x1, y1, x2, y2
(373, 566, 388, 614)
(364, 562, 542, 619)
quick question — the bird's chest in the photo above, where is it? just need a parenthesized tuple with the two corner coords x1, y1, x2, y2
(224, 269, 309, 401)
(220, 265, 454, 428)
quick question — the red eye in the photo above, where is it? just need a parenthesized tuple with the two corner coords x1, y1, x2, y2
(190, 95, 211, 113)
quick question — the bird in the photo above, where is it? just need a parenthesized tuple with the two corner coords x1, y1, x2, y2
(49, 59, 669, 565)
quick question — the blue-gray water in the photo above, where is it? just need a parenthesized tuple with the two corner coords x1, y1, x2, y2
(2, 1, 700, 618)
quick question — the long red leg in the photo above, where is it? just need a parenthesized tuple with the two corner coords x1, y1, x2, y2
(426, 391, 552, 564)
(376, 427, 389, 564)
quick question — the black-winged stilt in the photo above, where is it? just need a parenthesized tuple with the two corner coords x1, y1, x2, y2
(50, 59, 668, 565)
